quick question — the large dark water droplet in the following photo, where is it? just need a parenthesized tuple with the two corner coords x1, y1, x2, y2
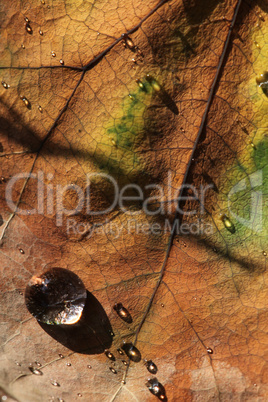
(25, 268, 87, 325)
(122, 342, 141, 362)
(146, 378, 166, 400)
(146, 360, 158, 374)
(113, 303, 133, 323)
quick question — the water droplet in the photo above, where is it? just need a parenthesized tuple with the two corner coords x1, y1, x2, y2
(263, 251, 267, 256)
(41, 0, 45, 4)
(35, 361, 41, 367)
(111, 139, 117, 147)
(121, 380, 126, 384)
(109, 367, 117, 374)
(131, 58, 136, 63)
(20, 95, 31, 109)
(128, 94, 134, 100)
(58, 399, 64, 402)
(122, 342, 141, 362)
(221, 214, 235, 234)
(254, 40, 260, 49)
(146, 378, 166, 400)
(117, 348, 124, 355)
(207, 347, 213, 354)
(135, 79, 145, 90)
(113, 303, 133, 323)
(77, 393, 82, 397)
(39, 29, 43, 35)
(250, 142, 256, 149)
(122, 34, 135, 50)
(122, 360, 128, 366)
(145, 360, 158, 374)
(256, 71, 268, 97)
(1, 81, 9, 89)
(25, 17, 30, 23)
(146, 74, 161, 92)
(21, 44, 25, 49)
(87, 364, 92, 369)
(58, 353, 64, 358)
(25, 267, 87, 325)
(0, 177, 6, 183)
(19, 248, 25, 254)
(66, 362, 71, 366)
(51, 380, 60, 387)
(29, 366, 43, 375)
(51, 51, 56, 57)
(160, 303, 164, 307)
(38, 105, 43, 113)
(59, 59, 64, 65)
(105, 350, 115, 361)
(25, 23, 32, 34)
(15, 361, 21, 366)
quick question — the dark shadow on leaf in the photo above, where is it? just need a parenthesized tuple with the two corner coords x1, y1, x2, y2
(39, 291, 113, 354)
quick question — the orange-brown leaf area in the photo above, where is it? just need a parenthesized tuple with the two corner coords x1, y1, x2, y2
(0, 0, 268, 401)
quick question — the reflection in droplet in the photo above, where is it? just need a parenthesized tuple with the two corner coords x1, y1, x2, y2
(39, 29, 43, 35)
(87, 364, 92, 369)
(105, 350, 115, 361)
(25, 23, 32, 34)
(20, 95, 31, 109)
(25, 267, 87, 325)
(146, 74, 161, 92)
(35, 361, 41, 367)
(117, 348, 124, 355)
(21, 44, 25, 49)
(109, 367, 117, 374)
(136, 79, 145, 90)
(122, 342, 141, 362)
(122, 360, 128, 366)
(145, 360, 158, 374)
(221, 215, 235, 234)
(113, 303, 133, 323)
(59, 353, 64, 358)
(263, 251, 267, 256)
(1, 81, 9, 89)
(19, 248, 25, 254)
(51, 51, 56, 57)
(59, 59, 64, 65)
(66, 362, 71, 366)
(77, 394, 82, 397)
(160, 303, 164, 308)
(121, 34, 135, 50)
(146, 378, 166, 400)
(51, 380, 60, 387)
(207, 347, 213, 354)
(29, 366, 43, 375)
(38, 105, 43, 113)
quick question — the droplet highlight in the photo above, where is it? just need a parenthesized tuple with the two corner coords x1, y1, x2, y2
(146, 378, 166, 401)
(117, 348, 124, 355)
(1, 81, 9, 89)
(145, 360, 158, 374)
(59, 59, 64, 65)
(20, 95, 31, 109)
(221, 214, 235, 234)
(29, 366, 43, 375)
(51, 51, 56, 57)
(51, 380, 60, 387)
(122, 34, 135, 50)
(25, 267, 87, 325)
(122, 342, 141, 362)
(113, 303, 133, 323)
(39, 29, 43, 35)
(25, 23, 32, 34)
(146, 74, 161, 92)
(207, 347, 213, 354)
(105, 350, 115, 361)
(109, 367, 117, 374)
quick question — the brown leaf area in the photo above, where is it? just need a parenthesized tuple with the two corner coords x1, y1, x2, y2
(0, 0, 268, 401)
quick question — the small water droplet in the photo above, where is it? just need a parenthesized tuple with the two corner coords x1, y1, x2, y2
(263, 251, 267, 256)
(122, 34, 135, 50)
(25, 17, 30, 23)
(51, 380, 60, 387)
(250, 142, 256, 149)
(66, 362, 71, 366)
(1, 81, 9, 89)
(58, 399, 64, 402)
(160, 303, 164, 307)
(19, 248, 25, 254)
(20, 95, 31, 109)
(122, 360, 128, 366)
(256, 71, 268, 97)
(59, 59, 64, 65)
(135, 79, 145, 90)
(146, 378, 166, 400)
(51, 51, 56, 57)
(146, 74, 161, 92)
(77, 393, 82, 397)
(38, 105, 43, 113)
(122, 342, 141, 362)
(113, 303, 133, 323)
(207, 347, 213, 354)
(117, 348, 124, 355)
(21, 44, 25, 49)
(121, 380, 126, 384)
(29, 367, 43, 375)
(128, 94, 134, 100)
(25, 23, 32, 34)
(41, 0, 45, 4)
(58, 353, 64, 358)
(25, 267, 87, 325)
(221, 214, 235, 234)
(254, 40, 260, 49)
(35, 361, 41, 367)
(109, 367, 117, 374)
(105, 350, 115, 361)
(15, 361, 21, 366)
(39, 29, 43, 35)
(145, 360, 158, 374)
(87, 364, 92, 369)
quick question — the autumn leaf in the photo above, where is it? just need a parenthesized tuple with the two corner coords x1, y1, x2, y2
(0, 0, 267, 401)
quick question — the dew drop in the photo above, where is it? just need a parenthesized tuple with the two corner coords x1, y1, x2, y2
(105, 350, 115, 361)
(250, 142, 256, 149)
(25, 267, 87, 325)
(254, 40, 260, 49)
(146, 74, 161, 92)
(77, 394, 82, 397)
(25, 17, 30, 23)
(113, 303, 133, 323)
(25, 23, 32, 34)
(146, 378, 166, 400)
(39, 29, 43, 35)
(87, 364, 92, 369)
(160, 303, 164, 308)
(58, 353, 64, 358)
(15, 361, 21, 366)
(256, 71, 268, 97)
(40, 0, 45, 4)
(29, 366, 43, 375)
(38, 105, 43, 113)
(221, 214, 235, 234)
(128, 94, 134, 100)
(263, 251, 267, 256)
(35, 361, 41, 367)
(19, 248, 25, 254)
(21, 44, 25, 49)
(117, 348, 124, 355)
(66, 362, 71, 366)
(145, 360, 158, 374)
(135, 79, 145, 90)
(51, 380, 60, 387)
(207, 347, 213, 354)
(122, 342, 141, 362)
(20, 95, 31, 109)
(109, 367, 117, 374)
(59, 59, 64, 65)
(122, 360, 128, 366)
(51, 51, 56, 57)
(122, 34, 135, 50)
(1, 81, 9, 89)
